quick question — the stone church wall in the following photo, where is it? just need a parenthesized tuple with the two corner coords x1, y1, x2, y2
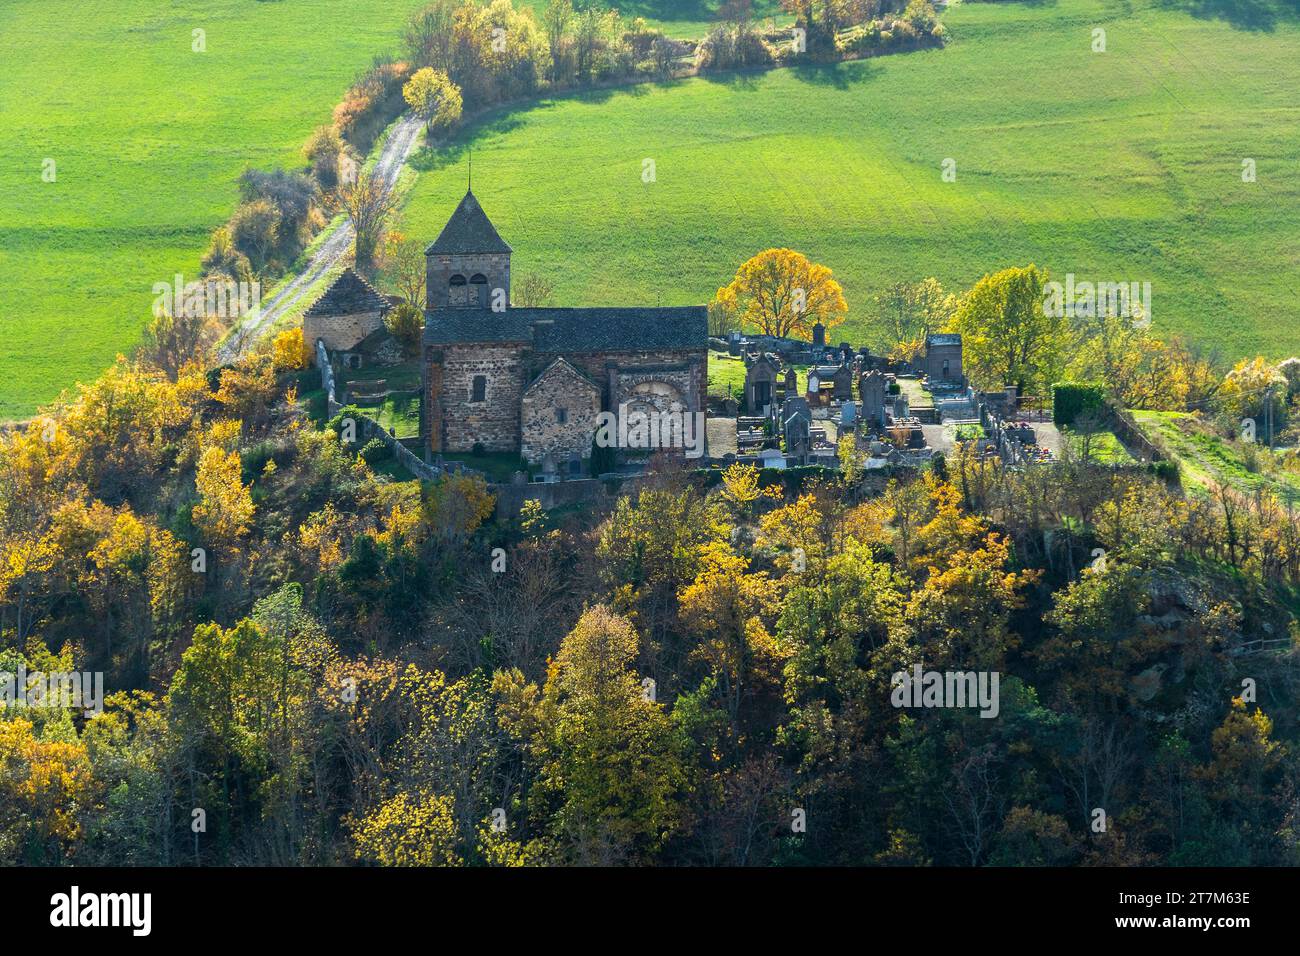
(556, 350, 707, 412)
(430, 344, 523, 453)
(426, 346, 707, 457)
(520, 363, 602, 465)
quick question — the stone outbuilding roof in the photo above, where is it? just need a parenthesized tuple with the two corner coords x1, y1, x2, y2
(926, 333, 962, 347)
(303, 268, 391, 318)
(425, 190, 512, 256)
(423, 306, 707, 353)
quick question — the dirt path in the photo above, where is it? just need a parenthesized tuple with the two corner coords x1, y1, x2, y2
(218, 113, 425, 362)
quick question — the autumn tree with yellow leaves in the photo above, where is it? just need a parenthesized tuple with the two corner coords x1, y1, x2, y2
(192, 446, 255, 555)
(715, 248, 848, 340)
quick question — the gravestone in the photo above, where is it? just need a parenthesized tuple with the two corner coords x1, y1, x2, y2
(859, 369, 887, 428)
(743, 353, 779, 414)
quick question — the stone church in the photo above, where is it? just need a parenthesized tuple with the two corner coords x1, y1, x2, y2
(420, 189, 707, 471)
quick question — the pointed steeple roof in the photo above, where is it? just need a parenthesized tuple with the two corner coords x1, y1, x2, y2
(425, 190, 512, 256)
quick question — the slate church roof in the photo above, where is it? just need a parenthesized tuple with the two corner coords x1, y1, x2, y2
(304, 268, 391, 317)
(423, 306, 707, 353)
(425, 190, 512, 256)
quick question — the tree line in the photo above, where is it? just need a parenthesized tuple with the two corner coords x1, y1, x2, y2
(2, 326, 1299, 864)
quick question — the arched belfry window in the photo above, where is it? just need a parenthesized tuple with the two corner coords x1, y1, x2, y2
(470, 375, 487, 403)
(469, 273, 488, 306)
(449, 274, 467, 306)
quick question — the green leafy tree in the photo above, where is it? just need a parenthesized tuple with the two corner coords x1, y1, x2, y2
(948, 265, 1066, 396)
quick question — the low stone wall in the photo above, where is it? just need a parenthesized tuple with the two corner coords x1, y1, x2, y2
(342, 411, 443, 481)
(375, 423, 443, 481)
(316, 340, 339, 416)
(1108, 405, 1165, 462)
(493, 475, 644, 519)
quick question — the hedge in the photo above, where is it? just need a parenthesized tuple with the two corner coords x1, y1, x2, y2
(1052, 382, 1106, 426)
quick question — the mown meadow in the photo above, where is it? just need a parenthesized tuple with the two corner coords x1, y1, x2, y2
(0, 0, 753, 419)
(0, 0, 436, 417)
(3, 0, 1298, 417)
(397, 0, 1300, 359)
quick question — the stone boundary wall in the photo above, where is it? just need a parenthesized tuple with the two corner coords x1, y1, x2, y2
(371, 420, 443, 481)
(342, 410, 444, 481)
(1107, 405, 1165, 462)
(319, 342, 443, 482)
(316, 340, 339, 416)
(493, 475, 647, 519)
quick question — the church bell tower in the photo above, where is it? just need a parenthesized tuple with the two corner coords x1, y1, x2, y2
(424, 189, 512, 311)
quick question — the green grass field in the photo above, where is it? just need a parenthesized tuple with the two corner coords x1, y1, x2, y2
(1063, 425, 1137, 465)
(708, 351, 747, 400)
(708, 350, 817, 400)
(5, 0, 1299, 420)
(0, 0, 774, 420)
(0, 0, 440, 419)
(1134, 409, 1300, 502)
(398, 0, 1300, 366)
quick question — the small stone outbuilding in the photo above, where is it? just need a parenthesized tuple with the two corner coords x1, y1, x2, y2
(304, 268, 392, 358)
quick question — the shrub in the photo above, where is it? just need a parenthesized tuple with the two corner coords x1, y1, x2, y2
(385, 303, 424, 357)
(902, 0, 940, 33)
(272, 328, 310, 373)
(403, 67, 463, 134)
(1147, 459, 1180, 483)
(200, 227, 253, 282)
(623, 24, 666, 60)
(842, 23, 883, 54)
(650, 36, 682, 79)
(781, 21, 839, 62)
(238, 168, 322, 262)
(891, 19, 920, 44)
(334, 60, 413, 153)
(304, 125, 347, 193)
(695, 25, 776, 72)
(329, 406, 369, 444)
(229, 200, 282, 274)
(360, 437, 392, 465)
(1242, 442, 1260, 473)
(1052, 382, 1107, 426)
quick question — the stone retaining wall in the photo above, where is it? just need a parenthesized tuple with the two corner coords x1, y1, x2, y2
(316, 340, 339, 416)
